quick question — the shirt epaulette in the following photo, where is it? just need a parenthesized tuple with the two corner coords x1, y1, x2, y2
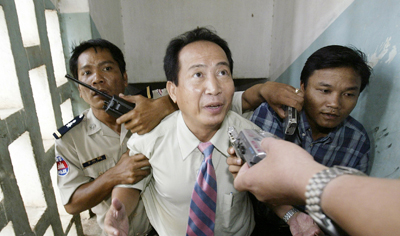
(53, 114, 85, 139)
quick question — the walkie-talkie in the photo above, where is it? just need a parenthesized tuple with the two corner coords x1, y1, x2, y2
(65, 74, 135, 118)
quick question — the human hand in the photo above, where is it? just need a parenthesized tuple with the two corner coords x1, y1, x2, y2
(234, 137, 326, 206)
(116, 94, 159, 134)
(112, 151, 151, 185)
(226, 146, 243, 179)
(104, 198, 129, 236)
(260, 81, 304, 118)
(288, 212, 324, 236)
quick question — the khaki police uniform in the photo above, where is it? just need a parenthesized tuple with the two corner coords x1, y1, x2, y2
(55, 109, 153, 236)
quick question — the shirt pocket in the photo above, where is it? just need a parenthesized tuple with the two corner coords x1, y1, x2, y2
(82, 155, 116, 178)
(221, 191, 248, 229)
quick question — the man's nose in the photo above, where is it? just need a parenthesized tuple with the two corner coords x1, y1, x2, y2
(91, 71, 104, 86)
(327, 93, 341, 109)
(205, 74, 222, 95)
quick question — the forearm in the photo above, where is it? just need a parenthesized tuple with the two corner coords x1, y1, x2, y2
(64, 167, 124, 214)
(65, 180, 114, 214)
(320, 176, 400, 236)
(112, 187, 140, 217)
(237, 138, 400, 235)
(241, 81, 304, 117)
(241, 83, 266, 112)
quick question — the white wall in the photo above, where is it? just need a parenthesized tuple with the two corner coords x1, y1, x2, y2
(270, 0, 354, 81)
(88, 0, 355, 83)
(88, 0, 124, 53)
(90, 0, 273, 83)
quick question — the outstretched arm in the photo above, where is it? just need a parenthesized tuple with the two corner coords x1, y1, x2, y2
(234, 137, 400, 236)
(226, 147, 322, 236)
(241, 81, 304, 118)
(117, 94, 178, 134)
(104, 187, 141, 236)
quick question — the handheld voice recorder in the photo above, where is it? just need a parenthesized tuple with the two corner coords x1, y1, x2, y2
(228, 127, 278, 166)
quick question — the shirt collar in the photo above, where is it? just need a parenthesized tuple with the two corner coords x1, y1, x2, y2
(86, 109, 102, 135)
(298, 110, 310, 132)
(210, 115, 230, 157)
(177, 111, 229, 160)
(86, 109, 124, 139)
(120, 124, 131, 143)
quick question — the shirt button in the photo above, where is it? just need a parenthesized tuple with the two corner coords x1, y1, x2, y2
(302, 133, 306, 137)
(90, 124, 96, 130)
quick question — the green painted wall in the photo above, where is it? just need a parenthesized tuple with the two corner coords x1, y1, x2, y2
(276, 0, 400, 179)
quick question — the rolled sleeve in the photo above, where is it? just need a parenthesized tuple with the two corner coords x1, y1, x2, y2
(55, 140, 92, 205)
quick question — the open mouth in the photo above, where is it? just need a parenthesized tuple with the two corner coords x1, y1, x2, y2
(207, 104, 223, 109)
(203, 102, 225, 115)
(205, 101, 224, 109)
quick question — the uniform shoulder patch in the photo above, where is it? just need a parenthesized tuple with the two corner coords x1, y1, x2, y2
(53, 114, 85, 139)
(56, 155, 69, 176)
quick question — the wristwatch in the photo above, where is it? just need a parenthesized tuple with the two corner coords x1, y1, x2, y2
(305, 165, 366, 236)
(282, 207, 300, 223)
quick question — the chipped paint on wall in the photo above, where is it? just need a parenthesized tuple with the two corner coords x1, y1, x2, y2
(385, 46, 397, 64)
(366, 37, 397, 69)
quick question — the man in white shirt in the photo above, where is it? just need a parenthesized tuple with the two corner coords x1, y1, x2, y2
(57, 35, 309, 236)
(104, 26, 320, 236)
(103, 27, 265, 236)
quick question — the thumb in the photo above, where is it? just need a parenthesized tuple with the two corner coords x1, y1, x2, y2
(276, 107, 286, 119)
(112, 198, 123, 211)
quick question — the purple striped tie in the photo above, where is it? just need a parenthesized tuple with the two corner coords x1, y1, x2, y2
(186, 142, 217, 236)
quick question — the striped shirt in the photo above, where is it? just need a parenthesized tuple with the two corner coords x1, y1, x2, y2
(250, 102, 370, 173)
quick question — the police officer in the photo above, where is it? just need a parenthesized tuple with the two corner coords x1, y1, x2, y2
(54, 39, 176, 236)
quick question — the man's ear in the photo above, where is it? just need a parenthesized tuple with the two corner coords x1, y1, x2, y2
(123, 72, 128, 87)
(167, 81, 177, 103)
(300, 82, 305, 92)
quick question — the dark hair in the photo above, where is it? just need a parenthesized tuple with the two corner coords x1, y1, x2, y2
(69, 38, 126, 79)
(300, 45, 371, 92)
(163, 27, 233, 85)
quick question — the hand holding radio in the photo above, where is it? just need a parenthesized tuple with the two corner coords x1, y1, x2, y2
(65, 74, 136, 118)
(117, 94, 174, 135)
(261, 82, 304, 119)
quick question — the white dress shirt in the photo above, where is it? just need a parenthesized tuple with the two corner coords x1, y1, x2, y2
(125, 110, 258, 236)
